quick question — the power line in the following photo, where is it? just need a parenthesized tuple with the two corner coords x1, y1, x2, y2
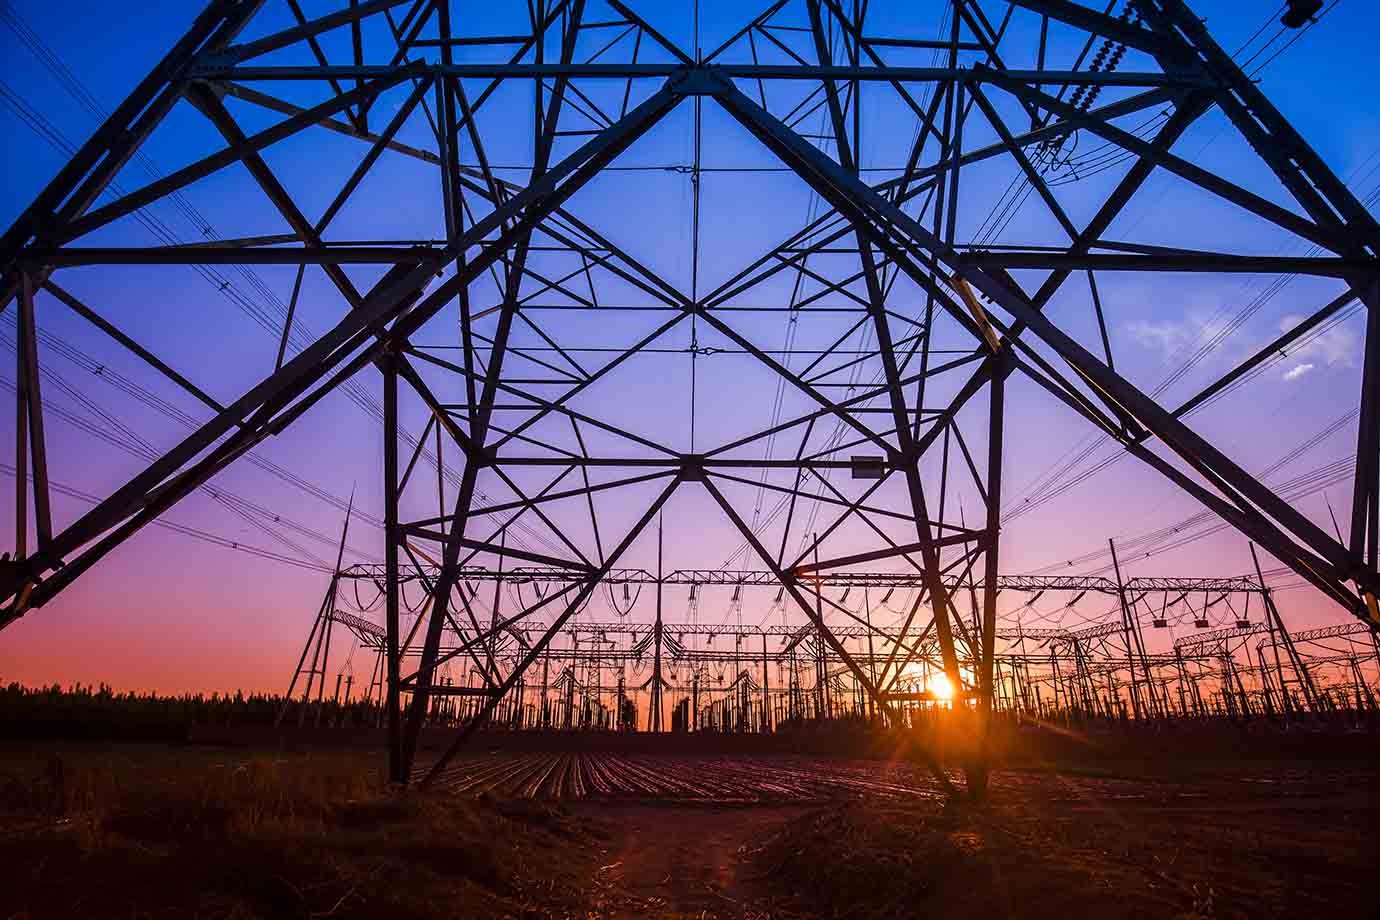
(0, 463, 334, 575)
(0, 9, 566, 560)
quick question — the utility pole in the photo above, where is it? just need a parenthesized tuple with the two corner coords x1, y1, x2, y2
(812, 539, 827, 720)
(761, 632, 770, 732)
(1251, 543, 1320, 713)
(650, 518, 665, 731)
(863, 588, 878, 721)
(1109, 539, 1147, 719)
(692, 671, 700, 732)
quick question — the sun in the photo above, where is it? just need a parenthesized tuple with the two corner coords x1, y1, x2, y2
(928, 674, 954, 701)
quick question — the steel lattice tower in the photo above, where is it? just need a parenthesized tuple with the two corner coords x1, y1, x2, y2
(2, 0, 1377, 792)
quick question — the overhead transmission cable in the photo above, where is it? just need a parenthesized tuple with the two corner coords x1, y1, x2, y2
(0, 10, 563, 560)
(1003, 170, 1378, 523)
(0, 462, 335, 574)
(1029, 405, 1360, 575)
(723, 3, 954, 571)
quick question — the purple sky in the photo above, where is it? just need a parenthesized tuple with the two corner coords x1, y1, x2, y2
(1, 0, 1376, 695)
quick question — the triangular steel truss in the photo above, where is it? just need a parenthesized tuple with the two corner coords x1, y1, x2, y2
(2, 0, 1377, 792)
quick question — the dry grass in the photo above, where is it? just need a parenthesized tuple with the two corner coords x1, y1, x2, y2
(2, 744, 1374, 919)
(0, 743, 602, 919)
(750, 762, 1377, 920)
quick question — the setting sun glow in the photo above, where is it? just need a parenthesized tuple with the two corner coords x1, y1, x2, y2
(928, 674, 955, 701)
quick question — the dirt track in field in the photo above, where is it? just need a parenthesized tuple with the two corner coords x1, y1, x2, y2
(581, 804, 808, 918)
(4, 741, 1374, 918)
(573, 762, 1380, 919)
(413, 753, 1380, 918)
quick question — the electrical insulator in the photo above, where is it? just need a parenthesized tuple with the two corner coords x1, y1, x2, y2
(1282, 0, 1323, 29)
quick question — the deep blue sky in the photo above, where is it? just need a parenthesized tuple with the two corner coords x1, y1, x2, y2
(1, 0, 1376, 692)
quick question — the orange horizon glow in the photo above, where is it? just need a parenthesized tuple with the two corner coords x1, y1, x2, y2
(0, 1, 1369, 702)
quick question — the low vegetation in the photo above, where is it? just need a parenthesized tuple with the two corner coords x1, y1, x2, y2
(2, 687, 1376, 919)
(0, 743, 602, 918)
(0, 681, 379, 740)
(753, 762, 1376, 919)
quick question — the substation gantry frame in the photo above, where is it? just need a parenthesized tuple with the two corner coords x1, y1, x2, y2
(1, 0, 1378, 796)
(286, 555, 1377, 738)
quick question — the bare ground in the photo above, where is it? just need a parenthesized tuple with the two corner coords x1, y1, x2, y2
(577, 804, 810, 918)
(749, 762, 1378, 920)
(0, 742, 1375, 919)
(555, 761, 1377, 920)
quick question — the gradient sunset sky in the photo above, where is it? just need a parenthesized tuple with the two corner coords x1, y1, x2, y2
(1, 0, 1377, 695)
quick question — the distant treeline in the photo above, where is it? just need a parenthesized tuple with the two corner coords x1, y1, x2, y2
(0, 682, 381, 740)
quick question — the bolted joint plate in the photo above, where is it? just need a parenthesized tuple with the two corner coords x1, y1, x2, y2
(678, 454, 707, 481)
(667, 66, 732, 98)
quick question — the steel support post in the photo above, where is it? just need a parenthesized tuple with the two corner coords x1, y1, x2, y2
(383, 355, 404, 783)
(1351, 280, 1380, 586)
(971, 353, 1007, 798)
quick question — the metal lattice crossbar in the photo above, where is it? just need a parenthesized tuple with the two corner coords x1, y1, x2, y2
(2, 0, 1377, 794)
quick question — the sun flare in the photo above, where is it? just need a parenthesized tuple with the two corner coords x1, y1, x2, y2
(928, 674, 954, 701)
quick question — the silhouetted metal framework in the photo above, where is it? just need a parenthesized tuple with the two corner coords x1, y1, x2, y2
(284, 556, 1378, 738)
(2, 0, 1378, 795)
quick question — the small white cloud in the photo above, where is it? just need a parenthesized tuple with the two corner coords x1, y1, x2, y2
(1124, 320, 1186, 357)
(1124, 310, 1234, 361)
(1283, 362, 1314, 382)
(1278, 313, 1358, 367)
